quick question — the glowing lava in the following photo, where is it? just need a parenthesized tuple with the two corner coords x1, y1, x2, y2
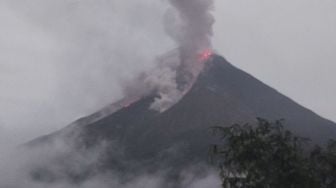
(198, 49, 213, 62)
(121, 97, 140, 108)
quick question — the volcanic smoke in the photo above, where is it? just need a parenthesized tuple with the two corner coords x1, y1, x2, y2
(148, 0, 215, 112)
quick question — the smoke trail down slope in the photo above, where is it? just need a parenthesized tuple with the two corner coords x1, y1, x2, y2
(150, 0, 215, 111)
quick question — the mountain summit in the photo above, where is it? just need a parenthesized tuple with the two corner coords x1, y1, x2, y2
(28, 55, 336, 181)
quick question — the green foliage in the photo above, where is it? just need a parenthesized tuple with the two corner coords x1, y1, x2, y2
(211, 118, 336, 188)
(310, 140, 336, 187)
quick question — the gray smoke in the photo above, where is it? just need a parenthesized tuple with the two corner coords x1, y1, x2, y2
(149, 0, 215, 112)
(165, 0, 214, 69)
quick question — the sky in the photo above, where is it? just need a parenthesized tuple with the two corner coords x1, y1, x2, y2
(0, 0, 336, 147)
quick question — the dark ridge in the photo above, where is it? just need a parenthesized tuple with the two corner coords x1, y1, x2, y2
(27, 54, 336, 182)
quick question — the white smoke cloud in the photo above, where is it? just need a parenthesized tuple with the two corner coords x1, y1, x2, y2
(149, 0, 215, 112)
(146, 65, 180, 112)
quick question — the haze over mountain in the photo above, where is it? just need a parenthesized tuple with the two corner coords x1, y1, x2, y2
(2, 1, 336, 187)
(25, 54, 336, 186)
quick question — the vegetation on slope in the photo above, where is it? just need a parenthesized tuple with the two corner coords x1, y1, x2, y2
(211, 118, 336, 188)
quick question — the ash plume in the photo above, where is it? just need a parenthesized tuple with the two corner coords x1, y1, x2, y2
(149, 0, 215, 112)
(165, 0, 214, 71)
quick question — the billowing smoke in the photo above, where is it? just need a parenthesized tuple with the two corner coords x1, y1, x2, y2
(145, 0, 215, 112)
(165, 0, 214, 71)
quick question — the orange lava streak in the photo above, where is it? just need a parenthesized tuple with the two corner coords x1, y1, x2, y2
(198, 49, 213, 62)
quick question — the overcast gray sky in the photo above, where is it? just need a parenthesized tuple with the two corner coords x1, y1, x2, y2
(213, 0, 336, 123)
(0, 0, 335, 147)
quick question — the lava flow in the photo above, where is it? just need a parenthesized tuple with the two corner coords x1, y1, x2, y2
(198, 49, 213, 62)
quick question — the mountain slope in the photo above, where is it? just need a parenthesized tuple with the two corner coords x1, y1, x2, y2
(28, 55, 336, 180)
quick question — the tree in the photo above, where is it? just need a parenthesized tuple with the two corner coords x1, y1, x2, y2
(310, 140, 336, 188)
(211, 118, 335, 188)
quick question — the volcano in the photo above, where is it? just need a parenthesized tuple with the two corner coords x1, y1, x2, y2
(28, 55, 336, 182)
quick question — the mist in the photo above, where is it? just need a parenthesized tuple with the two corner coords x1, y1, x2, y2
(0, 0, 223, 187)
(1, 0, 336, 186)
(0, 133, 222, 187)
(2, 0, 336, 149)
(0, 0, 173, 147)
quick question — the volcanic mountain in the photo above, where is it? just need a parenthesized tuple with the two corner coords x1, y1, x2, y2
(28, 55, 336, 182)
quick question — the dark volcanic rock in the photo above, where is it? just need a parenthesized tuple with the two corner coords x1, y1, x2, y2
(28, 55, 336, 181)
